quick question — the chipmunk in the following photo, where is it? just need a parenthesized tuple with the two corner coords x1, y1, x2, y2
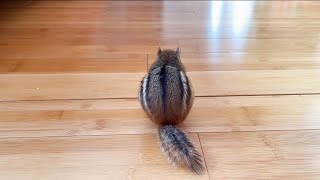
(139, 47, 204, 174)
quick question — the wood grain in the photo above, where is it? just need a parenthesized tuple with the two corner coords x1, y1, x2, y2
(190, 70, 320, 96)
(1, 0, 320, 179)
(1, 95, 320, 138)
(148, 51, 320, 71)
(0, 73, 144, 101)
(179, 38, 320, 53)
(1, 27, 319, 41)
(0, 134, 209, 180)
(2, 2, 320, 29)
(3, 19, 320, 29)
(0, 43, 178, 59)
(2, 7, 319, 20)
(0, 55, 148, 74)
(1, 1, 318, 10)
(1, 70, 320, 101)
(200, 131, 320, 179)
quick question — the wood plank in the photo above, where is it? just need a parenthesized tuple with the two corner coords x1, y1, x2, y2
(0, 36, 178, 46)
(0, 98, 151, 137)
(1, 95, 320, 138)
(2, 1, 320, 29)
(0, 43, 177, 59)
(2, 1, 318, 10)
(185, 95, 320, 132)
(0, 55, 148, 74)
(1, 27, 319, 42)
(2, 4, 320, 29)
(2, 1, 319, 17)
(3, 19, 320, 29)
(0, 1, 214, 9)
(148, 51, 320, 71)
(189, 70, 320, 96)
(1, 0, 320, 179)
(5, 41, 319, 74)
(2, 8, 320, 21)
(179, 38, 319, 53)
(200, 131, 320, 179)
(188, 70, 320, 96)
(0, 73, 145, 101)
(1, 70, 320, 101)
(0, 10, 198, 22)
(0, 134, 209, 180)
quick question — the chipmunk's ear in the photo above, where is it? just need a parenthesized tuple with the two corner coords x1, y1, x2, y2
(157, 47, 162, 56)
(176, 47, 181, 56)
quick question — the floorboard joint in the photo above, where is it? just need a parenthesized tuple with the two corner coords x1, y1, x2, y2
(197, 133, 211, 180)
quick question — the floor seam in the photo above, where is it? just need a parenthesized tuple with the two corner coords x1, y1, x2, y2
(197, 133, 211, 180)
(2, 93, 320, 103)
(2, 129, 320, 139)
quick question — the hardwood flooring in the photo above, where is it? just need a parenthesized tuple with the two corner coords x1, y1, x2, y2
(1, 1, 320, 179)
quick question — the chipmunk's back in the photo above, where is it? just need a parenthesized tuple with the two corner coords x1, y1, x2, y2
(139, 48, 203, 174)
(146, 65, 193, 124)
(140, 48, 193, 125)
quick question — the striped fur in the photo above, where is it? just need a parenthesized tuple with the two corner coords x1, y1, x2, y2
(139, 48, 204, 174)
(179, 71, 188, 111)
(158, 125, 204, 174)
(160, 66, 167, 113)
(141, 74, 150, 113)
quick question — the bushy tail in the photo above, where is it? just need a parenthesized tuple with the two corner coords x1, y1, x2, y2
(158, 124, 204, 174)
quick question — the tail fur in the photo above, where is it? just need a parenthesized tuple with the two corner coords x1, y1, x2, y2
(158, 124, 204, 174)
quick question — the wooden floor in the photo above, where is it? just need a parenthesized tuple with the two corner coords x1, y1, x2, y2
(1, 1, 320, 179)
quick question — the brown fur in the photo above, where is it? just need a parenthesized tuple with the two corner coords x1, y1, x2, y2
(142, 48, 193, 125)
(139, 48, 204, 174)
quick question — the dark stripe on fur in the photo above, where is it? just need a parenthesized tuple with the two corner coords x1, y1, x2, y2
(185, 75, 192, 105)
(178, 72, 184, 103)
(160, 66, 167, 114)
(139, 79, 144, 104)
(158, 125, 204, 174)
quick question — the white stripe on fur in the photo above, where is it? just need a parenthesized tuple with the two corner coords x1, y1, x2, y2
(142, 74, 150, 113)
(180, 71, 188, 111)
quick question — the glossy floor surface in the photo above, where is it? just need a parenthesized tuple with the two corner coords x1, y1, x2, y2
(1, 1, 320, 179)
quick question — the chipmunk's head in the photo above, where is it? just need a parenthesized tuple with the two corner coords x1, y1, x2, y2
(156, 47, 181, 63)
(149, 47, 185, 72)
